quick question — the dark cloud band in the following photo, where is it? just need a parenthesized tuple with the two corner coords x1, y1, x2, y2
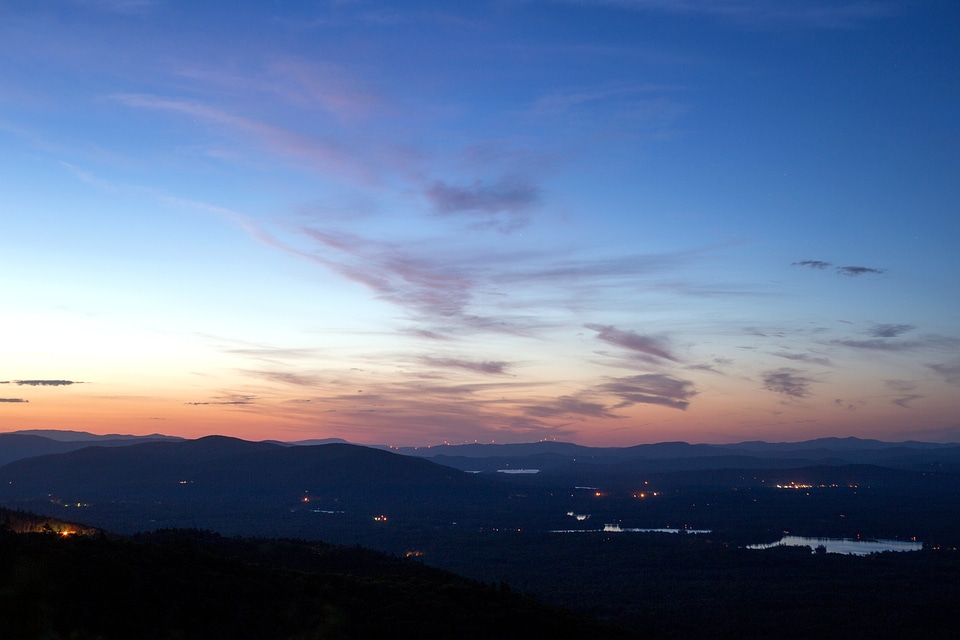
(585, 323, 678, 362)
(792, 261, 885, 276)
(762, 368, 814, 398)
(1, 380, 83, 386)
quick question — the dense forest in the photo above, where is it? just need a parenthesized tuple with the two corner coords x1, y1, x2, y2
(416, 530, 960, 639)
(3, 508, 960, 639)
(0, 514, 633, 640)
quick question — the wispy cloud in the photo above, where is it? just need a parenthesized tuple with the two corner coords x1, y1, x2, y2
(0, 398, 29, 403)
(835, 339, 905, 351)
(771, 351, 832, 367)
(684, 358, 733, 376)
(239, 370, 323, 387)
(884, 379, 917, 394)
(524, 395, 617, 419)
(743, 326, 784, 339)
(224, 347, 324, 362)
(929, 361, 960, 385)
(425, 177, 538, 232)
(892, 394, 923, 409)
(792, 260, 832, 269)
(762, 368, 815, 398)
(255, 59, 382, 121)
(792, 260, 886, 276)
(885, 379, 922, 408)
(421, 357, 511, 375)
(265, 376, 574, 444)
(299, 227, 477, 323)
(286, 225, 719, 338)
(869, 323, 914, 338)
(526, 83, 691, 138)
(171, 57, 384, 123)
(585, 323, 678, 363)
(834, 398, 864, 411)
(111, 94, 378, 184)
(837, 265, 885, 277)
(400, 327, 455, 341)
(186, 394, 256, 406)
(494, 251, 686, 285)
(831, 335, 959, 352)
(599, 373, 696, 410)
(686, 362, 723, 374)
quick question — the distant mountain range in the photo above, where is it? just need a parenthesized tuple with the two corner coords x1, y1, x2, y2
(3, 429, 959, 640)
(0, 430, 183, 467)
(3, 429, 959, 472)
(394, 437, 960, 473)
(9, 429, 184, 443)
(2, 429, 959, 540)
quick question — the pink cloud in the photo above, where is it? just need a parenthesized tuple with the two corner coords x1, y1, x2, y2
(599, 373, 696, 410)
(420, 357, 511, 375)
(585, 323, 678, 362)
(425, 177, 538, 232)
(112, 93, 378, 184)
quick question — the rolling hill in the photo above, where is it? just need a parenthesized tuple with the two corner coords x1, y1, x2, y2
(0, 436, 519, 538)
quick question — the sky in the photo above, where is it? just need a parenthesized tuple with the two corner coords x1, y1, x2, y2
(1, 0, 958, 447)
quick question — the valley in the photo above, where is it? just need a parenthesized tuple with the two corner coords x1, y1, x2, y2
(2, 431, 959, 638)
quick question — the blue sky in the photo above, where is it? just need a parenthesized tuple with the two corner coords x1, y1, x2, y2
(1, 0, 958, 445)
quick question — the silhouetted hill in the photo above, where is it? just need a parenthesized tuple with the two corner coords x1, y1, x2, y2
(0, 431, 184, 466)
(0, 436, 483, 499)
(0, 434, 84, 467)
(0, 526, 633, 640)
(0, 436, 513, 537)
(288, 437, 352, 445)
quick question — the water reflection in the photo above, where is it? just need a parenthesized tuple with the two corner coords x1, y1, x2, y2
(748, 535, 922, 555)
(551, 524, 711, 534)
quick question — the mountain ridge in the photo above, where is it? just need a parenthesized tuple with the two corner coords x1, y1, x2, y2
(5, 430, 960, 472)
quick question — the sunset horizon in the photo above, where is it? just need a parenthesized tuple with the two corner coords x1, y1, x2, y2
(2, 1, 957, 448)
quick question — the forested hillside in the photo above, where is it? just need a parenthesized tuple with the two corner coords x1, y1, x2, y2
(0, 524, 634, 640)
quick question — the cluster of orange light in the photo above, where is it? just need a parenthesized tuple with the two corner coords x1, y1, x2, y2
(632, 491, 660, 499)
(776, 482, 860, 489)
(373, 515, 388, 522)
(775, 482, 813, 489)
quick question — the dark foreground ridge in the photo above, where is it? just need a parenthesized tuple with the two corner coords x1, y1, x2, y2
(3, 435, 960, 638)
(0, 514, 633, 640)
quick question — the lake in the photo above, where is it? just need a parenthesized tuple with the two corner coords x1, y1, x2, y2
(747, 535, 922, 555)
(551, 524, 711, 534)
